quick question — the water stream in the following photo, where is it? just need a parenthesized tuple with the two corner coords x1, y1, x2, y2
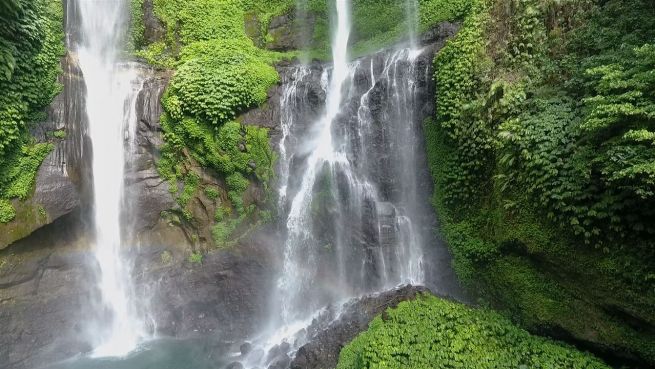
(274, 0, 431, 325)
(237, 0, 444, 367)
(73, 0, 146, 357)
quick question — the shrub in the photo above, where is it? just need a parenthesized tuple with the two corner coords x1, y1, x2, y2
(337, 295, 610, 369)
(0, 0, 63, 209)
(188, 252, 203, 264)
(168, 39, 279, 125)
(0, 199, 16, 224)
(204, 186, 220, 200)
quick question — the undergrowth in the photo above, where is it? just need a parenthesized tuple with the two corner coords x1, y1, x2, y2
(337, 294, 610, 369)
(425, 0, 655, 363)
(0, 0, 64, 223)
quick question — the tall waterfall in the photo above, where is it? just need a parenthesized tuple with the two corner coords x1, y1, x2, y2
(73, 0, 145, 356)
(274, 0, 436, 330)
(236, 1, 447, 366)
(406, 0, 420, 47)
(277, 0, 353, 323)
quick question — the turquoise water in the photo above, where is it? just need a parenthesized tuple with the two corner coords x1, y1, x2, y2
(48, 339, 233, 369)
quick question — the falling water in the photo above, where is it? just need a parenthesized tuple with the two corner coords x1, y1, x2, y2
(238, 0, 445, 360)
(275, 0, 437, 328)
(73, 0, 145, 356)
(406, 0, 420, 48)
(278, 0, 353, 323)
(276, 46, 432, 323)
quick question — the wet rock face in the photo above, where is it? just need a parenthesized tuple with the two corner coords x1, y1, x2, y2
(123, 70, 176, 237)
(266, 12, 316, 52)
(142, 230, 278, 342)
(0, 214, 97, 369)
(142, 0, 165, 45)
(0, 218, 279, 369)
(240, 60, 327, 147)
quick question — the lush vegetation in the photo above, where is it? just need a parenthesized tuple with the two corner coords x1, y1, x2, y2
(0, 0, 64, 223)
(133, 0, 288, 247)
(425, 0, 655, 363)
(338, 294, 609, 369)
(302, 0, 470, 59)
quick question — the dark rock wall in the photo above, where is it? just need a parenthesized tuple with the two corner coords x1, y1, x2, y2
(123, 70, 177, 239)
(0, 214, 96, 369)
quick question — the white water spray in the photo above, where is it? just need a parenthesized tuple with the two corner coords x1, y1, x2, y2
(237, 1, 457, 367)
(74, 0, 145, 357)
(278, 0, 352, 323)
(406, 0, 420, 48)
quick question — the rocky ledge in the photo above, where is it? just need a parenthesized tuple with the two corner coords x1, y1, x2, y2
(290, 286, 432, 369)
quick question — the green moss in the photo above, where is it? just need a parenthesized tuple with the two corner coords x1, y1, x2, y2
(52, 129, 65, 139)
(37, 205, 46, 220)
(211, 222, 233, 246)
(337, 294, 610, 369)
(188, 252, 203, 264)
(0, 142, 54, 201)
(177, 172, 199, 208)
(129, 0, 145, 52)
(0, 199, 16, 224)
(425, 0, 655, 363)
(214, 206, 227, 222)
(204, 186, 219, 200)
(160, 250, 172, 264)
(145, 1, 281, 247)
(478, 252, 655, 363)
(167, 39, 279, 125)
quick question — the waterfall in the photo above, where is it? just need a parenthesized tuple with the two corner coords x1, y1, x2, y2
(73, 0, 145, 356)
(406, 0, 420, 48)
(276, 46, 431, 323)
(236, 0, 443, 362)
(278, 0, 353, 323)
(275, 0, 433, 325)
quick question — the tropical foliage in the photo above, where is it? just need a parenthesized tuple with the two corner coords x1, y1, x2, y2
(425, 0, 655, 362)
(0, 0, 64, 223)
(338, 294, 610, 369)
(136, 0, 285, 246)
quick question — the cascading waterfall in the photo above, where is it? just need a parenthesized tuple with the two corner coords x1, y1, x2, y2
(406, 0, 420, 47)
(73, 0, 145, 356)
(278, 0, 353, 323)
(276, 48, 432, 323)
(272, 0, 436, 337)
(236, 0, 443, 364)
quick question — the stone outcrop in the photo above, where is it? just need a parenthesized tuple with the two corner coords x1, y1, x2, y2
(123, 69, 177, 237)
(142, 0, 166, 45)
(0, 214, 96, 369)
(290, 286, 431, 369)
